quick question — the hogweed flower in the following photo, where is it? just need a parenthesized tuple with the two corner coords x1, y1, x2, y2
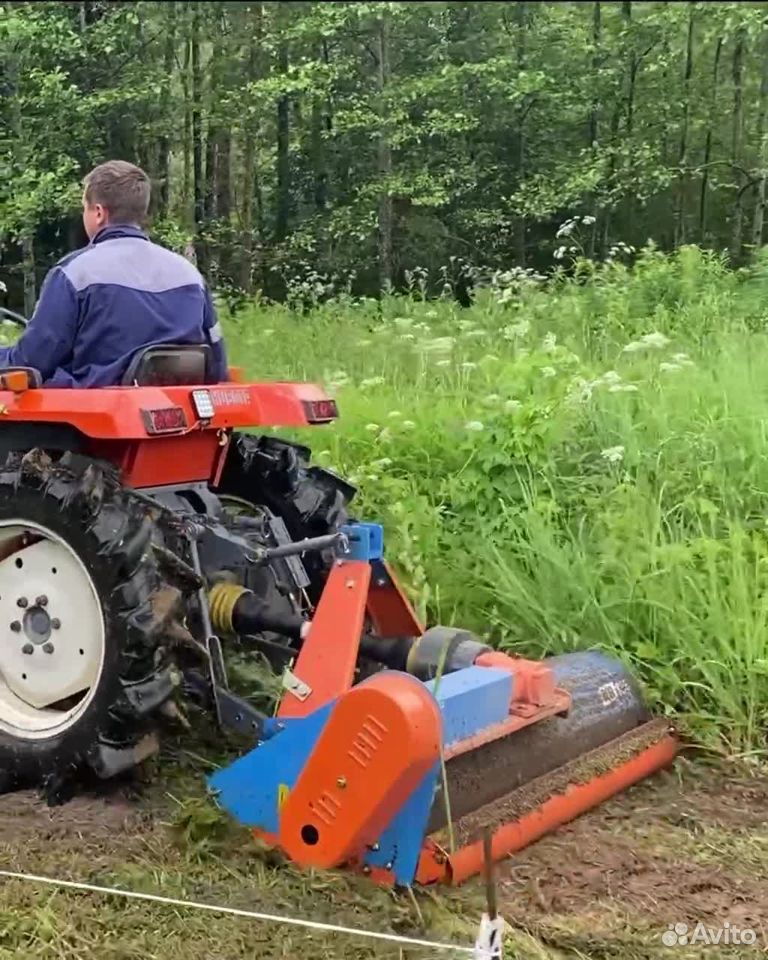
(465, 420, 485, 432)
(601, 445, 625, 463)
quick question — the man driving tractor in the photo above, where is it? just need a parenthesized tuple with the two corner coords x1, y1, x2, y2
(0, 160, 227, 387)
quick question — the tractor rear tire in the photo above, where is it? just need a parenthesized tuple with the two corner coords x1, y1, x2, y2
(0, 451, 186, 801)
(216, 434, 354, 598)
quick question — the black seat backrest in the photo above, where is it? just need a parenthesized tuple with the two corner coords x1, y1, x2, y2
(122, 344, 215, 387)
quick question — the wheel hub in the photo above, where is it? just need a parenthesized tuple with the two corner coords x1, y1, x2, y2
(0, 522, 105, 738)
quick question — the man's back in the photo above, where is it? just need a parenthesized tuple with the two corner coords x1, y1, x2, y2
(0, 160, 227, 387)
(54, 225, 223, 387)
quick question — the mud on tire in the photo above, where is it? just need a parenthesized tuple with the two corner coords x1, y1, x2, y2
(216, 434, 355, 597)
(0, 451, 186, 800)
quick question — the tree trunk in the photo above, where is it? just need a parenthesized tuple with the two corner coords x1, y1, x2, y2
(274, 35, 290, 242)
(673, 2, 695, 247)
(158, 2, 176, 217)
(588, 0, 601, 256)
(376, 12, 393, 291)
(729, 28, 746, 263)
(191, 2, 206, 270)
(699, 36, 723, 241)
(514, 1, 527, 266)
(751, 26, 768, 251)
(311, 95, 328, 212)
(182, 6, 192, 224)
(21, 234, 35, 317)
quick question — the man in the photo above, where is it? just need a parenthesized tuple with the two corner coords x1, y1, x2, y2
(0, 160, 227, 387)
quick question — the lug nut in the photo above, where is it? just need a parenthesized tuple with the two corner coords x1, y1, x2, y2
(10, 621, 21, 633)
(21, 643, 33, 655)
(16, 597, 27, 609)
(51, 618, 61, 630)
(35, 595, 48, 607)
(42, 642, 54, 655)
(336, 776, 347, 789)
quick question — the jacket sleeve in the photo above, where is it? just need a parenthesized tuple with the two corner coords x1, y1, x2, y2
(202, 285, 229, 382)
(0, 268, 78, 381)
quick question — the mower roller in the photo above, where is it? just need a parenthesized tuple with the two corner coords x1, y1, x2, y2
(0, 343, 677, 886)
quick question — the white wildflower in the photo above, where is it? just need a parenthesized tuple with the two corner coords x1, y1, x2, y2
(398, 333, 416, 342)
(461, 361, 477, 371)
(599, 370, 622, 386)
(609, 383, 639, 393)
(462, 329, 485, 339)
(504, 399, 522, 413)
(465, 420, 485, 432)
(542, 332, 557, 354)
(582, 215, 596, 225)
(378, 427, 392, 442)
(554, 246, 567, 261)
(541, 366, 557, 378)
(401, 420, 416, 430)
(365, 423, 380, 432)
(393, 317, 413, 328)
(659, 362, 682, 373)
(556, 219, 576, 239)
(422, 336, 455, 353)
(622, 340, 644, 353)
(640, 332, 670, 349)
(371, 458, 393, 469)
(503, 320, 530, 340)
(436, 359, 452, 367)
(483, 394, 501, 404)
(360, 376, 385, 388)
(388, 410, 403, 419)
(672, 352, 694, 367)
(481, 354, 500, 363)
(567, 378, 593, 405)
(601, 445, 625, 463)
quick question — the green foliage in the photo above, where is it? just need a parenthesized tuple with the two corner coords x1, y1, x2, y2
(225, 247, 768, 754)
(4, 1, 768, 298)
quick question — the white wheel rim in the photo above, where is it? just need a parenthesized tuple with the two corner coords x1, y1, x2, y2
(0, 521, 106, 740)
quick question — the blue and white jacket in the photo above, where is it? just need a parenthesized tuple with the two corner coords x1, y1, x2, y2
(0, 224, 228, 387)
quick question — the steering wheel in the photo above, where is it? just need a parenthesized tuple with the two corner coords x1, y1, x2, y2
(0, 307, 28, 328)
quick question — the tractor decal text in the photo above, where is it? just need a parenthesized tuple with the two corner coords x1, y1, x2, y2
(209, 388, 251, 407)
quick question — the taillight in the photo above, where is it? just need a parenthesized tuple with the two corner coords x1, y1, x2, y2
(302, 398, 338, 423)
(142, 407, 188, 434)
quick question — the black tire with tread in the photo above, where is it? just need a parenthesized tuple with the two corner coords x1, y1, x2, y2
(216, 433, 354, 597)
(0, 450, 185, 799)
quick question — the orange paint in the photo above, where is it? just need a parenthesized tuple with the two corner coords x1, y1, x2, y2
(366, 561, 424, 637)
(278, 561, 371, 719)
(278, 672, 442, 870)
(475, 651, 559, 707)
(416, 732, 678, 885)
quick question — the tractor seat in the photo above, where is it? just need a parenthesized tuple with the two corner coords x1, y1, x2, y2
(121, 343, 216, 387)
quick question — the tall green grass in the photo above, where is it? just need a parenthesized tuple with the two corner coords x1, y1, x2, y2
(226, 246, 766, 752)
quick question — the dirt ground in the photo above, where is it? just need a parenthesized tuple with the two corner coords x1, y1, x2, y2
(0, 749, 765, 959)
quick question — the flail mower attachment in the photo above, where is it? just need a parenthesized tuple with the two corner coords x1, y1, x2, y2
(208, 524, 678, 887)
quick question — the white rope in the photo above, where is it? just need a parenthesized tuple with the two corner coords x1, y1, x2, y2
(0, 869, 474, 955)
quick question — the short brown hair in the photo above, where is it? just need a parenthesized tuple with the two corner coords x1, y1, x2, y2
(83, 160, 151, 225)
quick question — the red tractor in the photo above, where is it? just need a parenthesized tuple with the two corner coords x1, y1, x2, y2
(0, 316, 676, 886)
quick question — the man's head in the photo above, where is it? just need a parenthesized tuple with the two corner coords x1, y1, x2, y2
(82, 160, 151, 238)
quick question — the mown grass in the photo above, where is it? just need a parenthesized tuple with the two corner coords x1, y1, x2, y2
(222, 244, 768, 754)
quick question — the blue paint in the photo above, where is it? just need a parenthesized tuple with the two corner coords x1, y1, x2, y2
(363, 762, 441, 886)
(424, 666, 512, 746)
(339, 522, 384, 561)
(207, 703, 333, 832)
